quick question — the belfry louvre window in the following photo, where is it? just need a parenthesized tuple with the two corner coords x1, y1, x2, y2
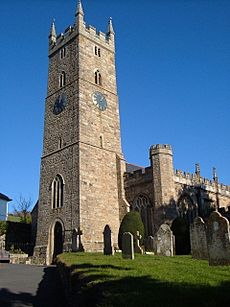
(94, 46, 101, 57)
(95, 70, 102, 85)
(51, 174, 64, 209)
(60, 47, 66, 59)
(59, 71, 66, 88)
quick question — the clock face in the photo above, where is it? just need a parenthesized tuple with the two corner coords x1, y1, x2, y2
(53, 93, 67, 115)
(92, 91, 107, 111)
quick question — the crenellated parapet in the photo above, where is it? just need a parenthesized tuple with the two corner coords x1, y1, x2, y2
(124, 167, 152, 187)
(49, 1, 114, 57)
(174, 170, 230, 197)
(150, 144, 172, 157)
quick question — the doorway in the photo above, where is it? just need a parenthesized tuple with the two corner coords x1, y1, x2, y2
(52, 221, 63, 263)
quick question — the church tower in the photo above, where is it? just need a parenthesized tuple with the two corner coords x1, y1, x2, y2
(34, 1, 128, 264)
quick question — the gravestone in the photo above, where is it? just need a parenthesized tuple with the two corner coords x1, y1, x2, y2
(206, 211, 230, 266)
(0, 234, 10, 262)
(122, 232, 134, 259)
(72, 227, 84, 252)
(145, 236, 155, 252)
(190, 217, 208, 259)
(0, 234, 6, 250)
(134, 231, 143, 254)
(103, 225, 114, 255)
(155, 224, 174, 256)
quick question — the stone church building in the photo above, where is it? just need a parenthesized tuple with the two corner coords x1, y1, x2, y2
(34, 1, 230, 264)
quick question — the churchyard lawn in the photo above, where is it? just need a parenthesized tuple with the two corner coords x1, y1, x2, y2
(58, 253, 230, 307)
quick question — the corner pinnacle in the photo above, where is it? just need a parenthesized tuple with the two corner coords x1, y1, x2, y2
(76, 0, 84, 16)
(49, 19, 57, 45)
(108, 17, 115, 35)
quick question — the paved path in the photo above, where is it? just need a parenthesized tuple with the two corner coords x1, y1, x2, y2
(0, 263, 66, 307)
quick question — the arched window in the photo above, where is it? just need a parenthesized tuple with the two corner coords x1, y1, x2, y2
(59, 71, 66, 88)
(132, 194, 152, 236)
(178, 195, 197, 224)
(95, 70, 102, 85)
(51, 175, 64, 209)
(60, 47, 66, 59)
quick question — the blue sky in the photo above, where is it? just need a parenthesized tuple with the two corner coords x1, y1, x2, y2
(1, 0, 230, 212)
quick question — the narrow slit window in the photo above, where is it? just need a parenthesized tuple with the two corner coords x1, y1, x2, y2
(59, 71, 66, 88)
(95, 70, 102, 85)
(100, 135, 103, 148)
(58, 138, 62, 149)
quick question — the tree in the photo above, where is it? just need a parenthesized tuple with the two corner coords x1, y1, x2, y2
(13, 196, 32, 224)
(118, 211, 144, 249)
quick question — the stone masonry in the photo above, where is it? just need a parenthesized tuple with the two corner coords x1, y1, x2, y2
(33, 1, 230, 261)
(34, 1, 128, 264)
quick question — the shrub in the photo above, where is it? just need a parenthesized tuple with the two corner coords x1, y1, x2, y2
(0, 221, 8, 236)
(118, 211, 144, 249)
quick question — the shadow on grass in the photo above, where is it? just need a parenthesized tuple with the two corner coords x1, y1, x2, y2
(68, 263, 230, 307)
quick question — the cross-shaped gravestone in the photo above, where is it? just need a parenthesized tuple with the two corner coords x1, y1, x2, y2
(72, 227, 84, 252)
(134, 231, 143, 254)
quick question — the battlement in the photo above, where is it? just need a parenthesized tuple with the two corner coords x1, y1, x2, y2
(83, 22, 113, 47)
(124, 166, 152, 186)
(174, 169, 230, 196)
(49, 20, 114, 56)
(150, 144, 173, 156)
(151, 144, 172, 150)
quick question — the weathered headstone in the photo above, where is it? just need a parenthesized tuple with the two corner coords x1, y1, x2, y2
(103, 225, 114, 255)
(190, 217, 208, 259)
(145, 236, 155, 252)
(0, 234, 10, 262)
(122, 232, 134, 259)
(206, 211, 230, 266)
(134, 231, 143, 254)
(155, 224, 174, 256)
(0, 234, 6, 250)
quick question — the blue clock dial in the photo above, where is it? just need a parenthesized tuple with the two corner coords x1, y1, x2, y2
(53, 93, 67, 115)
(92, 92, 107, 111)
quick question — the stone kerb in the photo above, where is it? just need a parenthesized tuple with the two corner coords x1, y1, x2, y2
(190, 217, 208, 260)
(122, 232, 134, 260)
(206, 211, 230, 266)
(154, 224, 174, 256)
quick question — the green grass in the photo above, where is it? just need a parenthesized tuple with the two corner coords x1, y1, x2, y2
(58, 253, 230, 307)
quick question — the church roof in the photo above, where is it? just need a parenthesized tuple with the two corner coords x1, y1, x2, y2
(0, 193, 12, 202)
(126, 163, 144, 173)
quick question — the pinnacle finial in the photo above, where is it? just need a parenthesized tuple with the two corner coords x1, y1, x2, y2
(195, 163, 200, 176)
(108, 17, 115, 35)
(49, 19, 56, 45)
(76, 0, 84, 16)
(213, 167, 218, 181)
